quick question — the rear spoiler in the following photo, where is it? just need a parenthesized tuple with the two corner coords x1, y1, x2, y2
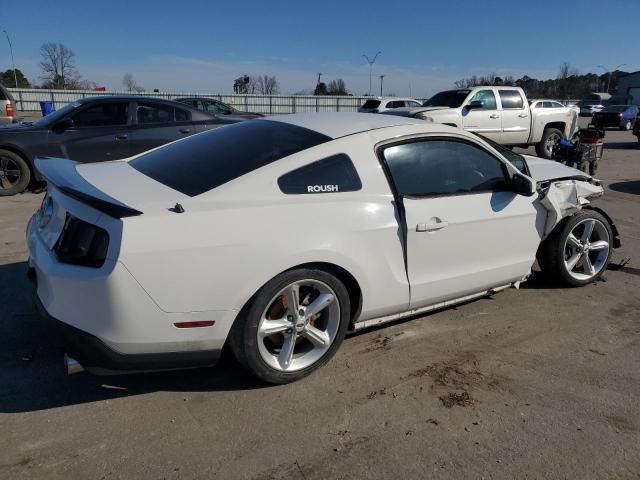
(35, 157, 142, 218)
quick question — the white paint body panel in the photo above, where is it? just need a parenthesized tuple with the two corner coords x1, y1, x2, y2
(26, 114, 605, 361)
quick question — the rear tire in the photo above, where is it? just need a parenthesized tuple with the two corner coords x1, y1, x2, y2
(0, 149, 31, 196)
(536, 128, 564, 159)
(537, 210, 613, 287)
(228, 268, 350, 384)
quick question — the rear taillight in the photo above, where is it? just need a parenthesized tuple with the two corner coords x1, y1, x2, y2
(54, 214, 109, 268)
(6, 102, 14, 117)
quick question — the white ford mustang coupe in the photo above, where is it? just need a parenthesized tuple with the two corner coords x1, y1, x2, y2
(27, 113, 620, 383)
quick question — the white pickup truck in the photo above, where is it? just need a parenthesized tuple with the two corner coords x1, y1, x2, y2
(383, 86, 578, 159)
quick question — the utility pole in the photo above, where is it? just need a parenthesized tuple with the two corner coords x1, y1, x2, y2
(379, 75, 384, 97)
(596, 63, 627, 94)
(317, 72, 322, 87)
(362, 51, 381, 96)
(2, 30, 18, 88)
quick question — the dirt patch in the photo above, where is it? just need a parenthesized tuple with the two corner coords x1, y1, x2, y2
(408, 360, 483, 387)
(439, 391, 474, 408)
(364, 332, 405, 352)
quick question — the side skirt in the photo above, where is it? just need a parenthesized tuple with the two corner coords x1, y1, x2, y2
(353, 284, 511, 331)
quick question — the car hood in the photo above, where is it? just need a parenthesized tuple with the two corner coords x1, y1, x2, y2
(524, 155, 591, 182)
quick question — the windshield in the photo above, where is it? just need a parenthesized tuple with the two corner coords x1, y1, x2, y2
(473, 133, 528, 174)
(33, 102, 82, 126)
(422, 90, 470, 108)
(601, 106, 627, 113)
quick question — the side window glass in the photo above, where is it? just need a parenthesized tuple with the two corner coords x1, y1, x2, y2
(175, 108, 190, 122)
(469, 90, 497, 110)
(215, 101, 232, 114)
(278, 154, 362, 194)
(499, 90, 525, 109)
(72, 103, 129, 127)
(137, 102, 174, 124)
(382, 140, 508, 197)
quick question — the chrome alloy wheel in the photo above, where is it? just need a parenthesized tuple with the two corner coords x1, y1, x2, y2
(545, 131, 562, 157)
(257, 279, 340, 372)
(0, 155, 21, 190)
(563, 218, 610, 281)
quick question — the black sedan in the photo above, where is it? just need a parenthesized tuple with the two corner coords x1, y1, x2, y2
(0, 96, 240, 195)
(590, 105, 639, 131)
(175, 97, 264, 119)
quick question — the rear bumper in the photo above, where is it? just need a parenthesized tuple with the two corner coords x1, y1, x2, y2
(34, 296, 220, 374)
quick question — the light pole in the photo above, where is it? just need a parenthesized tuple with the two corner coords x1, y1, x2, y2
(379, 75, 384, 97)
(362, 51, 381, 96)
(596, 64, 626, 94)
(2, 30, 18, 88)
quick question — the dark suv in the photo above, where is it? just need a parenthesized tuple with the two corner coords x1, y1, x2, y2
(0, 96, 240, 195)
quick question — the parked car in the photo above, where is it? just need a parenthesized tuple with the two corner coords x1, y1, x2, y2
(358, 97, 423, 113)
(0, 96, 240, 196)
(578, 103, 605, 117)
(633, 112, 640, 143)
(590, 105, 639, 130)
(174, 97, 264, 119)
(531, 99, 580, 116)
(0, 83, 16, 125)
(27, 113, 619, 384)
(383, 86, 578, 159)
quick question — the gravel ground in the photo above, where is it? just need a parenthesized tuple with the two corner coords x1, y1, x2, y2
(0, 121, 639, 480)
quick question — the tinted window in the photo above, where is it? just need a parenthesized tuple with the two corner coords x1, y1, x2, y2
(407, 101, 422, 107)
(362, 100, 381, 109)
(131, 120, 331, 196)
(473, 133, 528, 175)
(499, 90, 524, 109)
(72, 102, 129, 127)
(278, 154, 361, 194)
(382, 140, 508, 197)
(468, 90, 497, 110)
(175, 108, 190, 122)
(423, 90, 470, 108)
(137, 102, 174, 124)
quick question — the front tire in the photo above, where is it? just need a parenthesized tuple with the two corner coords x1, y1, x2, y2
(621, 120, 632, 131)
(228, 268, 350, 384)
(0, 149, 31, 196)
(536, 128, 564, 159)
(537, 210, 613, 287)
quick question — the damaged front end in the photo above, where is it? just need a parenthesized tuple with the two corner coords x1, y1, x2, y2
(537, 177, 621, 248)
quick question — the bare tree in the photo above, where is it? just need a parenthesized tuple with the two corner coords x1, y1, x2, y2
(122, 73, 144, 92)
(327, 78, 348, 95)
(39, 43, 80, 89)
(255, 75, 280, 94)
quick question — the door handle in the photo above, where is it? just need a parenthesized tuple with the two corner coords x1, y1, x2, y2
(489, 114, 500, 119)
(416, 220, 449, 232)
(179, 128, 191, 134)
(518, 113, 528, 118)
(115, 134, 128, 140)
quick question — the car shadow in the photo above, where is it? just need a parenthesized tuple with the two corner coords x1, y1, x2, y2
(0, 261, 268, 414)
(609, 180, 640, 195)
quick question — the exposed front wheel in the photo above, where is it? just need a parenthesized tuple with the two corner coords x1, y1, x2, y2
(537, 210, 613, 287)
(536, 128, 564, 159)
(0, 149, 31, 196)
(228, 268, 350, 384)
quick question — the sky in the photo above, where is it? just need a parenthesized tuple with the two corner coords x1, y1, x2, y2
(2, 0, 638, 97)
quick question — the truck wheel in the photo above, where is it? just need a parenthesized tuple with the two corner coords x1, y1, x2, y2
(535, 128, 564, 159)
(0, 149, 31, 196)
(537, 210, 612, 287)
(228, 268, 350, 384)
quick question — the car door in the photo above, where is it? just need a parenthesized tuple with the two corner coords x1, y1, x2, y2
(48, 101, 131, 162)
(461, 89, 502, 142)
(380, 137, 541, 309)
(498, 90, 530, 144)
(128, 101, 196, 156)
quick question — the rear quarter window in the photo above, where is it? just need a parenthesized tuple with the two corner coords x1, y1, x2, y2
(278, 154, 362, 194)
(130, 120, 331, 196)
